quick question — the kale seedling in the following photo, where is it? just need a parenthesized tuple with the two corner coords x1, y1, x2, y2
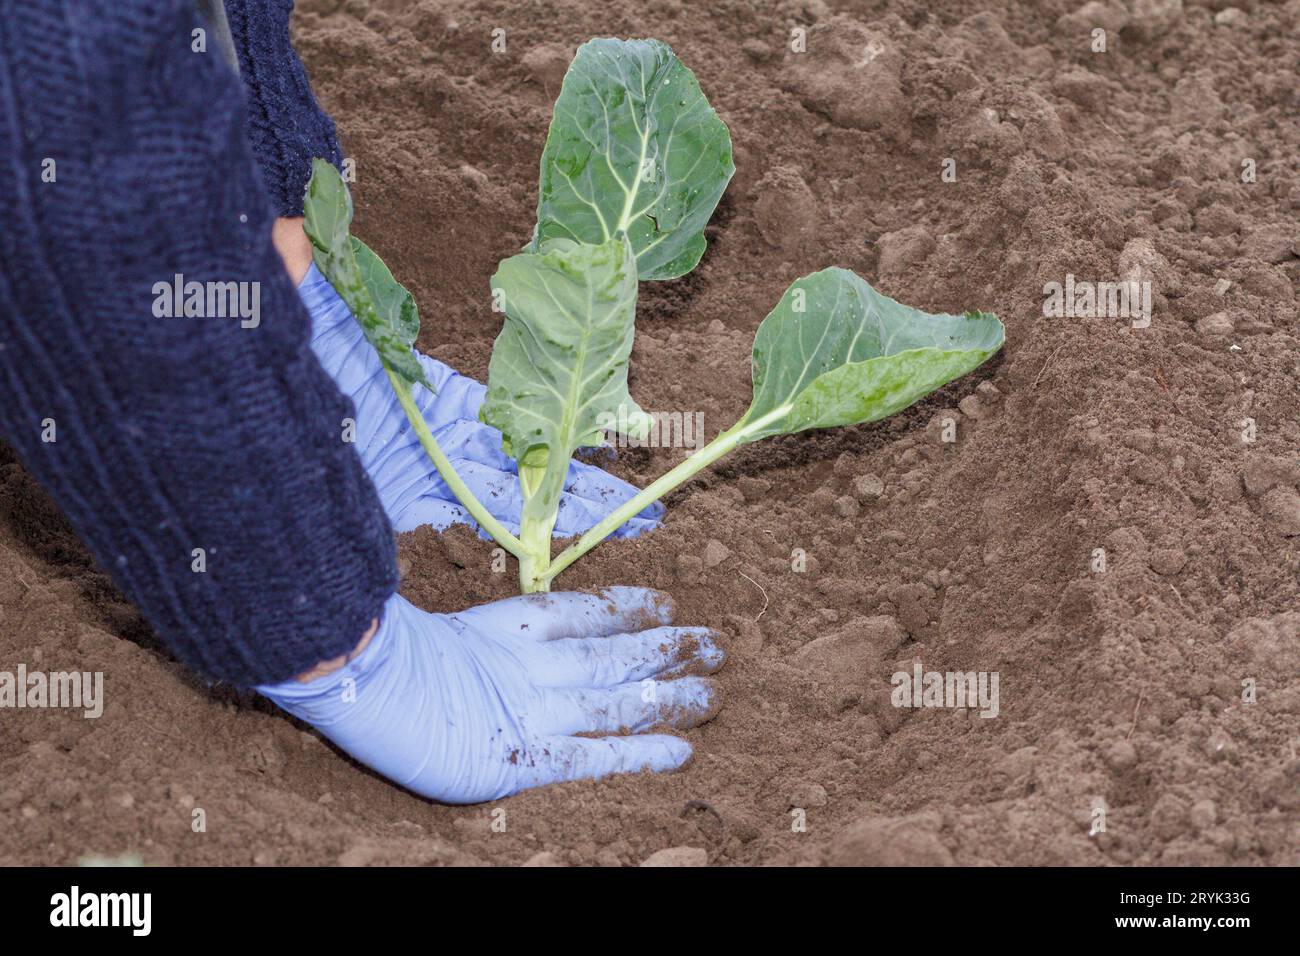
(305, 38, 1005, 593)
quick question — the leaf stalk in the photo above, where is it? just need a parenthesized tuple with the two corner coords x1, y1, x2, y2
(386, 368, 525, 558)
(540, 406, 789, 587)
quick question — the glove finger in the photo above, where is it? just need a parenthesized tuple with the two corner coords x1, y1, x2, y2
(429, 417, 517, 472)
(528, 626, 724, 689)
(395, 471, 661, 542)
(437, 459, 662, 540)
(552, 488, 663, 540)
(439, 458, 526, 529)
(415, 418, 664, 540)
(362, 448, 498, 536)
(536, 676, 720, 735)
(412, 353, 487, 422)
(375, 443, 522, 538)
(388, 496, 474, 535)
(381, 451, 523, 538)
(432, 425, 663, 538)
(553, 458, 665, 539)
(514, 734, 693, 790)
(450, 586, 675, 642)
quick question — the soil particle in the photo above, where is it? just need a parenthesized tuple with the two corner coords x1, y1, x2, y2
(1058, 2, 1130, 36)
(828, 814, 955, 867)
(876, 225, 936, 278)
(852, 474, 885, 500)
(752, 166, 818, 251)
(833, 495, 860, 518)
(702, 539, 730, 569)
(1189, 798, 1218, 831)
(1118, 237, 1172, 290)
(957, 395, 986, 420)
(1148, 547, 1188, 575)
(640, 846, 708, 867)
(788, 782, 829, 809)
(1196, 312, 1234, 336)
(778, 16, 906, 133)
(1195, 202, 1243, 237)
(519, 42, 570, 95)
(675, 553, 703, 585)
(1242, 455, 1300, 496)
(521, 850, 565, 867)
(1102, 743, 1144, 775)
(1260, 487, 1300, 536)
(793, 615, 904, 674)
(1240, 223, 1296, 264)
(1149, 793, 1190, 842)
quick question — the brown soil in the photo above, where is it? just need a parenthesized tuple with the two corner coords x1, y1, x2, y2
(2, 0, 1298, 866)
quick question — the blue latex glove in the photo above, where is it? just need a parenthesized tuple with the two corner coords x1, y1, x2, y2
(257, 587, 723, 803)
(300, 264, 664, 536)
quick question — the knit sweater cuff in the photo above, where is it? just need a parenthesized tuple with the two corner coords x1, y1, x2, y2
(223, 0, 343, 217)
(0, 0, 396, 687)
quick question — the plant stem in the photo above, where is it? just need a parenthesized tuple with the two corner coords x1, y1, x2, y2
(517, 515, 553, 594)
(541, 407, 786, 587)
(516, 461, 559, 592)
(386, 368, 525, 558)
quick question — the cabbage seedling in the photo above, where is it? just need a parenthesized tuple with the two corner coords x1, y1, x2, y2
(304, 38, 1005, 594)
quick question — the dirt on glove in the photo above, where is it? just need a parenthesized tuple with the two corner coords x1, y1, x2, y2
(1, 0, 1297, 866)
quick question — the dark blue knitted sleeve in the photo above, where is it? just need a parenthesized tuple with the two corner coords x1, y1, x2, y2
(223, 0, 344, 217)
(0, 0, 398, 686)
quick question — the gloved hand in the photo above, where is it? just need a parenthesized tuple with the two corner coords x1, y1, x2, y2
(257, 587, 723, 803)
(300, 264, 663, 536)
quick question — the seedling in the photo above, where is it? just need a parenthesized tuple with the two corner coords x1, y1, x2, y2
(304, 38, 1004, 594)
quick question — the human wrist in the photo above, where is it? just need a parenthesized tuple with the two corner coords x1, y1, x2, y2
(293, 617, 378, 683)
(272, 216, 315, 285)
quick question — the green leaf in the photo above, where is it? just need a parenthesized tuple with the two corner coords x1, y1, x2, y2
(302, 159, 428, 387)
(534, 38, 734, 280)
(737, 269, 1005, 441)
(481, 237, 651, 478)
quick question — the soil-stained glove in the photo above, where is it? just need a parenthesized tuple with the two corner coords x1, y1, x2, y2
(257, 587, 722, 803)
(300, 264, 663, 535)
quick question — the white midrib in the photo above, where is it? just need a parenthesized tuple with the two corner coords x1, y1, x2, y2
(616, 123, 653, 235)
(615, 63, 664, 235)
(556, 288, 596, 486)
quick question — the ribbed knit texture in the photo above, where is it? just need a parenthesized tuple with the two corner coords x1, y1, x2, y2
(225, 0, 344, 217)
(0, 0, 397, 686)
